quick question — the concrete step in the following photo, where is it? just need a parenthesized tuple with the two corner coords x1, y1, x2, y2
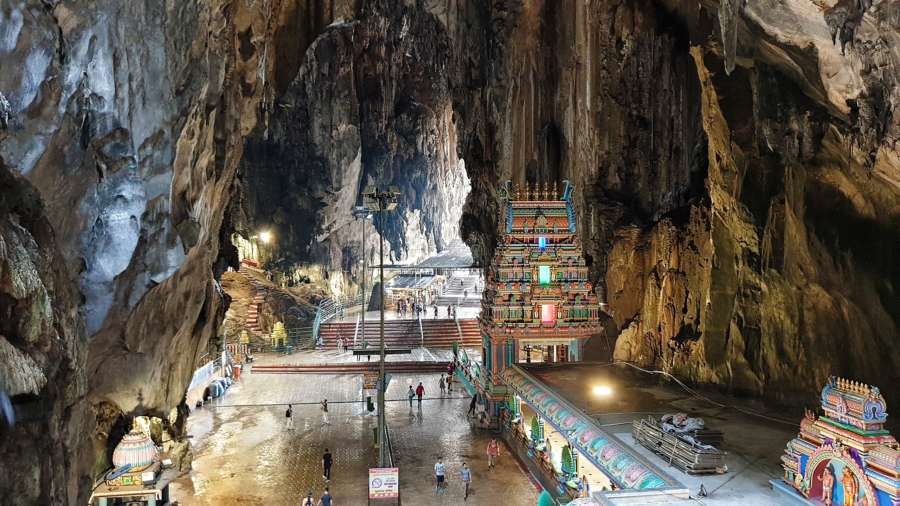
(251, 362, 450, 374)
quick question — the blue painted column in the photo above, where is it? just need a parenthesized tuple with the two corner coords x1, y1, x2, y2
(485, 339, 492, 376)
(569, 339, 581, 362)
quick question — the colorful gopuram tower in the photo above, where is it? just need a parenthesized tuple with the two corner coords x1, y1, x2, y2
(476, 180, 602, 416)
(778, 376, 900, 505)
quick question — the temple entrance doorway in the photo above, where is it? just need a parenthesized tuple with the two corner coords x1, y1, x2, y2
(518, 343, 571, 364)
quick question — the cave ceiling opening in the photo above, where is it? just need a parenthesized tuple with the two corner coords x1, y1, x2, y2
(0, 0, 898, 503)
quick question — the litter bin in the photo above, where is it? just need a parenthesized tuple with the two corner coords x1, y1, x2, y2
(232, 365, 241, 380)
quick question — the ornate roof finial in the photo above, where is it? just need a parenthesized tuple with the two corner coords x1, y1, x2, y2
(524, 182, 531, 201)
(552, 181, 558, 199)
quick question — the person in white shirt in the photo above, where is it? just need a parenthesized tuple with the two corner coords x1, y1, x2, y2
(434, 458, 446, 493)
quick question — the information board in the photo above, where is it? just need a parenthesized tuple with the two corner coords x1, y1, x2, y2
(368, 467, 399, 499)
(363, 372, 379, 390)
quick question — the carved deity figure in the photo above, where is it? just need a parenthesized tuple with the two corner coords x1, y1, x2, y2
(842, 467, 858, 506)
(820, 465, 835, 506)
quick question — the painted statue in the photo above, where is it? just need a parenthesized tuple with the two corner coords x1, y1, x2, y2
(842, 467, 858, 506)
(779, 377, 900, 506)
(820, 464, 834, 506)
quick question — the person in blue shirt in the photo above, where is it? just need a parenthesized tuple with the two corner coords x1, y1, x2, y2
(459, 462, 472, 500)
(318, 487, 332, 506)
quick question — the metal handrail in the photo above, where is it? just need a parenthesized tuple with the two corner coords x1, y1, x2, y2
(383, 423, 394, 468)
(313, 294, 365, 345)
(418, 312, 424, 348)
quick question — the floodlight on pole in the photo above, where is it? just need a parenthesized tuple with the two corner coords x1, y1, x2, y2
(361, 185, 401, 468)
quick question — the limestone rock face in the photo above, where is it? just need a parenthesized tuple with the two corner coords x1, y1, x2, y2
(450, 0, 899, 406)
(1, 0, 899, 501)
(0, 160, 88, 505)
(0, 0, 343, 497)
(238, 0, 471, 296)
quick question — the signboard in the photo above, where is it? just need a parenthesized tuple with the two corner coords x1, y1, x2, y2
(363, 372, 379, 390)
(368, 467, 399, 499)
(362, 373, 393, 391)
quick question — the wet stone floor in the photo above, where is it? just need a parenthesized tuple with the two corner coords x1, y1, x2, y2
(170, 363, 539, 505)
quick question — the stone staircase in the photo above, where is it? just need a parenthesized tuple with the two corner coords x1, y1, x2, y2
(317, 317, 481, 349)
(240, 259, 269, 337)
(250, 361, 450, 374)
(436, 275, 482, 308)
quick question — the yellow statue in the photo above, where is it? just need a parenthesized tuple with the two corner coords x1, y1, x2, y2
(240, 330, 250, 344)
(271, 321, 287, 347)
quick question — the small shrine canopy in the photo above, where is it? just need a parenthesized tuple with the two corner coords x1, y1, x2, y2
(503, 366, 685, 493)
(414, 239, 475, 269)
(385, 275, 437, 290)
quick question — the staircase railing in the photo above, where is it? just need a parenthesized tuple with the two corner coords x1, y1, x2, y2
(312, 293, 364, 345)
(418, 312, 425, 348)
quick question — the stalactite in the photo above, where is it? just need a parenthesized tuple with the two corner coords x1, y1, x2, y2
(718, 0, 740, 75)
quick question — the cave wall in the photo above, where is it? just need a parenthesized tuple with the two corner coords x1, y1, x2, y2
(0, 0, 349, 500)
(237, 0, 471, 297)
(0, 0, 899, 502)
(0, 159, 88, 504)
(450, 0, 900, 405)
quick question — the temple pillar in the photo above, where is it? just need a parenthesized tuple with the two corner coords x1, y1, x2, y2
(485, 339, 493, 376)
(569, 339, 581, 361)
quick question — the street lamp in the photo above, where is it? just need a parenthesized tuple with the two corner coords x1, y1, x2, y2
(362, 185, 400, 468)
(248, 230, 274, 263)
(352, 206, 372, 349)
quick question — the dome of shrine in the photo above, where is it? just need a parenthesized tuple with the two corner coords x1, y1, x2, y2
(112, 429, 159, 471)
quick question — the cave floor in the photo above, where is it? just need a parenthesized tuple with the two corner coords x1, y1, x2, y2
(170, 365, 536, 505)
(525, 362, 804, 505)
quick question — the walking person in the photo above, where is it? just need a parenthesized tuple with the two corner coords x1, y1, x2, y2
(318, 486, 333, 506)
(446, 305, 451, 318)
(468, 394, 477, 417)
(321, 398, 330, 425)
(459, 462, 472, 500)
(285, 404, 294, 430)
(439, 375, 446, 396)
(407, 385, 415, 407)
(415, 382, 425, 406)
(446, 373, 453, 393)
(302, 491, 315, 506)
(322, 448, 333, 481)
(434, 458, 446, 493)
(434, 305, 438, 318)
(487, 438, 500, 468)
(336, 335, 344, 352)
(579, 475, 590, 498)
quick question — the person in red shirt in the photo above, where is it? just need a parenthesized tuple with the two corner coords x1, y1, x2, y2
(487, 438, 501, 468)
(415, 382, 425, 406)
